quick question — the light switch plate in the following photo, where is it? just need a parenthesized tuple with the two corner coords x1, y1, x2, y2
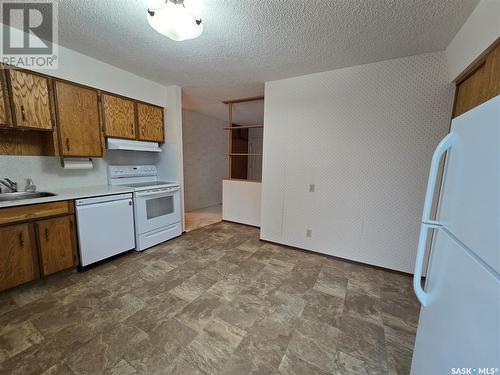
(309, 184, 315, 192)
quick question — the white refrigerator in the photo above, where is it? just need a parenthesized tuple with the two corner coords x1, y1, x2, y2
(410, 96, 500, 375)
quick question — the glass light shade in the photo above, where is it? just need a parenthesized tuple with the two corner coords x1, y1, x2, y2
(147, 1, 203, 41)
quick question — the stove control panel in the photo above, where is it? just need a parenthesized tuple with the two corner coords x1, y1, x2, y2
(109, 165, 157, 178)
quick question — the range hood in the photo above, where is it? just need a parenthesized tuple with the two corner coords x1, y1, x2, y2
(107, 138, 162, 152)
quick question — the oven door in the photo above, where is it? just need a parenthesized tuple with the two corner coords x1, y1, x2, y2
(134, 187, 181, 234)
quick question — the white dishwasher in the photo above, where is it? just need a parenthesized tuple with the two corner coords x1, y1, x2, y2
(75, 193, 135, 267)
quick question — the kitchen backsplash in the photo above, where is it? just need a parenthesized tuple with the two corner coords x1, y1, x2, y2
(0, 151, 160, 191)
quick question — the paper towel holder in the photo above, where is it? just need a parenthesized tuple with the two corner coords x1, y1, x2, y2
(61, 158, 94, 170)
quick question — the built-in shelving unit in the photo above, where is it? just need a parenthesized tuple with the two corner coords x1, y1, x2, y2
(223, 96, 264, 181)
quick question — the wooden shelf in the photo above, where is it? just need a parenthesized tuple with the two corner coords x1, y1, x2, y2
(224, 124, 263, 130)
(222, 96, 264, 104)
(228, 153, 263, 156)
(223, 178, 262, 183)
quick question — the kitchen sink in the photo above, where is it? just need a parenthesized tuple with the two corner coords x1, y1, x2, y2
(0, 192, 56, 202)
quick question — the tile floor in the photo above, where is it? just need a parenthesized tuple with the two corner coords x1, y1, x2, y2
(185, 204, 223, 232)
(0, 221, 419, 375)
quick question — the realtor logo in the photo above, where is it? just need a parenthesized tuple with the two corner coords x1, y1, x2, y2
(1, 0, 58, 68)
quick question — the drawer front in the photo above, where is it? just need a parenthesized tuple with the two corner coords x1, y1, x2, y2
(136, 222, 182, 251)
(0, 201, 73, 225)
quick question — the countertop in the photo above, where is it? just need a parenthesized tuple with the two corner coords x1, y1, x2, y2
(0, 185, 135, 209)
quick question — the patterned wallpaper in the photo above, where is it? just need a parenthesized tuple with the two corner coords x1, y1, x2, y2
(261, 51, 455, 273)
(182, 110, 227, 212)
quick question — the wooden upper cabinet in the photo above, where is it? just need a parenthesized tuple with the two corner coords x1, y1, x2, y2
(453, 41, 500, 118)
(101, 95, 165, 142)
(454, 62, 490, 118)
(35, 216, 76, 276)
(54, 81, 102, 157)
(137, 103, 164, 142)
(0, 70, 12, 126)
(101, 93, 136, 139)
(0, 223, 39, 292)
(486, 42, 499, 101)
(8, 69, 53, 130)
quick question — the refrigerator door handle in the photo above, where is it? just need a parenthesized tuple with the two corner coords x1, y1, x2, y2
(414, 222, 442, 306)
(414, 132, 455, 306)
(420, 132, 455, 224)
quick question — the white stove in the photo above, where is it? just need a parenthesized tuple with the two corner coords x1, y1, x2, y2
(109, 165, 182, 251)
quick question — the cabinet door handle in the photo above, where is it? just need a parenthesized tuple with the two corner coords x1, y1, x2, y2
(66, 138, 70, 151)
(20, 105, 26, 121)
(19, 232, 24, 247)
(45, 228, 49, 241)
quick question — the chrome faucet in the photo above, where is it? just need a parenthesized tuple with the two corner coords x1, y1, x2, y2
(0, 178, 18, 193)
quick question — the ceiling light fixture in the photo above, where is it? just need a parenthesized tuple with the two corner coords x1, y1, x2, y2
(147, 0, 203, 42)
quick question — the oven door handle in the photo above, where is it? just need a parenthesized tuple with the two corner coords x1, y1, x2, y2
(136, 187, 179, 198)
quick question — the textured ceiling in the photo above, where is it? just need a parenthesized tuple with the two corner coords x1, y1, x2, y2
(57, 0, 478, 123)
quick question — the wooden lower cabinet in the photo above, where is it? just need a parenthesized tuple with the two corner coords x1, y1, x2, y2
(36, 216, 76, 276)
(0, 201, 77, 291)
(0, 223, 39, 292)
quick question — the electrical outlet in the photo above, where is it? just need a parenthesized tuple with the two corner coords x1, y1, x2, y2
(306, 229, 312, 238)
(309, 184, 315, 192)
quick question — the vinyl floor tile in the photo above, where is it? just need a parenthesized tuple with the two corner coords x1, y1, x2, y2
(0, 221, 418, 374)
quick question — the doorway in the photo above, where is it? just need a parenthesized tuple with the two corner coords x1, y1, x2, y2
(182, 109, 225, 232)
